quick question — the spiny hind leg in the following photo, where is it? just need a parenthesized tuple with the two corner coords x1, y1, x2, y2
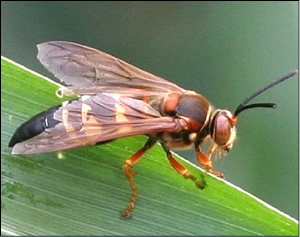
(122, 137, 156, 218)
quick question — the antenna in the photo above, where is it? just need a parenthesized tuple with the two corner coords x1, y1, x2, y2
(234, 70, 298, 117)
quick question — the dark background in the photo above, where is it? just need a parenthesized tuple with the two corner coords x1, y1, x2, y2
(1, 2, 298, 219)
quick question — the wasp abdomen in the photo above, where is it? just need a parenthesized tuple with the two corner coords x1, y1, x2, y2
(9, 106, 60, 147)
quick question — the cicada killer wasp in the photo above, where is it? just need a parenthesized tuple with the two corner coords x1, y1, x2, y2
(9, 41, 298, 218)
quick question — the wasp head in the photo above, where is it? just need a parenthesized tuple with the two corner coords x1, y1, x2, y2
(209, 109, 237, 153)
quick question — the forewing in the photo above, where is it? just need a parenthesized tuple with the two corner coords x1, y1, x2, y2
(11, 94, 179, 154)
(37, 41, 186, 95)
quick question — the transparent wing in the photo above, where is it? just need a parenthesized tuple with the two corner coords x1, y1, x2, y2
(11, 93, 181, 154)
(37, 41, 186, 95)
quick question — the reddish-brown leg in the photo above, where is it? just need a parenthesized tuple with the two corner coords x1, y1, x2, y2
(162, 145, 205, 189)
(122, 138, 156, 218)
(195, 145, 224, 178)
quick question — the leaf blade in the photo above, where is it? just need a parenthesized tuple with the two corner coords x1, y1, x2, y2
(1, 56, 298, 236)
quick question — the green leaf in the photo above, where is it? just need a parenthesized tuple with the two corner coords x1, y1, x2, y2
(1, 56, 298, 236)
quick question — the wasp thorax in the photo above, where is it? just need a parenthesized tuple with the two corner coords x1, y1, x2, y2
(210, 110, 237, 150)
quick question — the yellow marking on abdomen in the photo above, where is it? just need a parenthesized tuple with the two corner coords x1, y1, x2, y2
(82, 103, 92, 124)
(115, 104, 129, 122)
(62, 108, 73, 132)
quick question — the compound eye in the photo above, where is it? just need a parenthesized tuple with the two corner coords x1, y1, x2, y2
(214, 113, 232, 146)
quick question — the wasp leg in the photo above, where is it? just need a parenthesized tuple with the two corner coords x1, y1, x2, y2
(162, 145, 205, 189)
(122, 137, 157, 218)
(195, 145, 224, 178)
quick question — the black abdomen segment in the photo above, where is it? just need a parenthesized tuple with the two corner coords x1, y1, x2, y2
(9, 106, 60, 147)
